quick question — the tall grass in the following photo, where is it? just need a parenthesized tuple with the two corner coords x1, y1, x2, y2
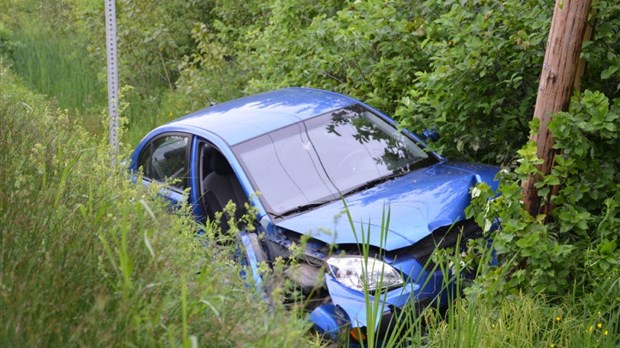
(4, 19, 190, 147)
(2, 2, 176, 144)
(2, 2, 617, 346)
(0, 63, 316, 347)
(424, 293, 620, 347)
(1, 0, 240, 147)
(339, 206, 619, 347)
(7, 22, 105, 131)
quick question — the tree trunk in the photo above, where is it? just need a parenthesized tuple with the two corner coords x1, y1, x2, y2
(573, 5, 596, 92)
(521, 0, 592, 216)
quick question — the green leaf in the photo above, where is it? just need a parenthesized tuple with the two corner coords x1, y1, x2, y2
(544, 175, 560, 186)
(601, 65, 619, 80)
(516, 233, 538, 249)
(599, 240, 617, 255)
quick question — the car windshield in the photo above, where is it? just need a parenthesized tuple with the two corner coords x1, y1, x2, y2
(233, 104, 438, 217)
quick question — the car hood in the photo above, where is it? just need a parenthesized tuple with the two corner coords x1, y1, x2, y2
(275, 161, 499, 251)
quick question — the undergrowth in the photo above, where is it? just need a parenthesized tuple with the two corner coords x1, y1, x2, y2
(336, 208, 618, 347)
(1, 0, 619, 346)
(0, 62, 314, 347)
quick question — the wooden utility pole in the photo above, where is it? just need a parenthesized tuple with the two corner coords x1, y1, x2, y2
(521, 0, 592, 216)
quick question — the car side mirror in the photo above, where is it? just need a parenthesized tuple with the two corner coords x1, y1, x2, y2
(421, 129, 439, 141)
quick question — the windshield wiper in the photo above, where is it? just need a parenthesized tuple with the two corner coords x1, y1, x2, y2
(269, 200, 336, 219)
(342, 171, 408, 197)
(342, 157, 439, 197)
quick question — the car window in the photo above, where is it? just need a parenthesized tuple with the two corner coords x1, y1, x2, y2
(138, 134, 190, 189)
(233, 104, 438, 216)
(304, 107, 429, 190)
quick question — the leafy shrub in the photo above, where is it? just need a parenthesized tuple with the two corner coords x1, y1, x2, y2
(580, 0, 620, 94)
(180, 0, 555, 164)
(461, 0, 620, 330)
(0, 62, 312, 347)
(82, 0, 209, 93)
(396, 0, 553, 163)
(467, 90, 619, 322)
(79, 0, 215, 144)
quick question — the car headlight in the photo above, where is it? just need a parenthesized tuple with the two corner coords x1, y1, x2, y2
(326, 256, 404, 292)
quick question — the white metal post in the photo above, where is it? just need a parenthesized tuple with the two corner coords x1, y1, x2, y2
(105, 0, 119, 165)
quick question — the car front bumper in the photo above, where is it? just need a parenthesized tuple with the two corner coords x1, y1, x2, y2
(309, 267, 450, 343)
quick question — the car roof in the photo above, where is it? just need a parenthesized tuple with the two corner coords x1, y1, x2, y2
(164, 87, 358, 145)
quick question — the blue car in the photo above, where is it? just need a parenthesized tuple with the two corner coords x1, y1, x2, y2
(130, 87, 499, 342)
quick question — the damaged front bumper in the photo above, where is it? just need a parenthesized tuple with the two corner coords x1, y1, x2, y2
(309, 264, 450, 343)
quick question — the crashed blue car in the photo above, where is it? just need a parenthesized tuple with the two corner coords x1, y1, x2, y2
(130, 87, 499, 342)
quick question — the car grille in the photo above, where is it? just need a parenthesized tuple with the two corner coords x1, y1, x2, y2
(408, 219, 483, 270)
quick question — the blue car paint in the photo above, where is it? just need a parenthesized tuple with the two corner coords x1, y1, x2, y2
(189, 137, 202, 219)
(238, 231, 265, 291)
(129, 87, 500, 342)
(167, 88, 358, 146)
(308, 304, 346, 340)
(275, 161, 498, 251)
(312, 268, 444, 339)
(310, 252, 467, 339)
(128, 87, 448, 223)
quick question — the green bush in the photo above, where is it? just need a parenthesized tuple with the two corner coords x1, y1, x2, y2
(396, 0, 553, 163)
(580, 0, 620, 94)
(0, 62, 313, 347)
(78, 0, 216, 145)
(466, 91, 619, 333)
(461, 0, 619, 333)
(179, 0, 554, 164)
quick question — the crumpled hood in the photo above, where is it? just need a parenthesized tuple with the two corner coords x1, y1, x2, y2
(275, 161, 499, 251)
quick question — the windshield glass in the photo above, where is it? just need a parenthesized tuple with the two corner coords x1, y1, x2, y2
(233, 104, 438, 217)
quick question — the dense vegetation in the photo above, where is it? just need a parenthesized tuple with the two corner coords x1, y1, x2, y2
(0, 52, 311, 348)
(1, 0, 618, 346)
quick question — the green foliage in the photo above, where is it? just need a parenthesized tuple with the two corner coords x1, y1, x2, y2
(7, 25, 105, 113)
(0, 63, 314, 347)
(467, 91, 620, 315)
(458, 4, 620, 342)
(463, 91, 619, 345)
(0, 0, 105, 133)
(397, 0, 553, 163)
(175, 0, 347, 106)
(244, 0, 427, 112)
(180, 0, 555, 164)
(82, 0, 208, 92)
(426, 293, 619, 348)
(79, 0, 214, 145)
(174, 21, 249, 110)
(580, 0, 620, 94)
(550, 91, 619, 282)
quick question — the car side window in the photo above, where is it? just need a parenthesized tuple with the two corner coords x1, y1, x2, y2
(138, 134, 190, 189)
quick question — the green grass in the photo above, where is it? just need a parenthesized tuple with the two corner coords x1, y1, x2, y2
(1, 0, 241, 148)
(1, 1, 618, 347)
(1, 2, 181, 145)
(4, 20, 188, 147)
(7, 22, 105, 131)
(421, 293, 618, 348)
(0, 63, 317, 347)
(337, 207, 619, 348)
